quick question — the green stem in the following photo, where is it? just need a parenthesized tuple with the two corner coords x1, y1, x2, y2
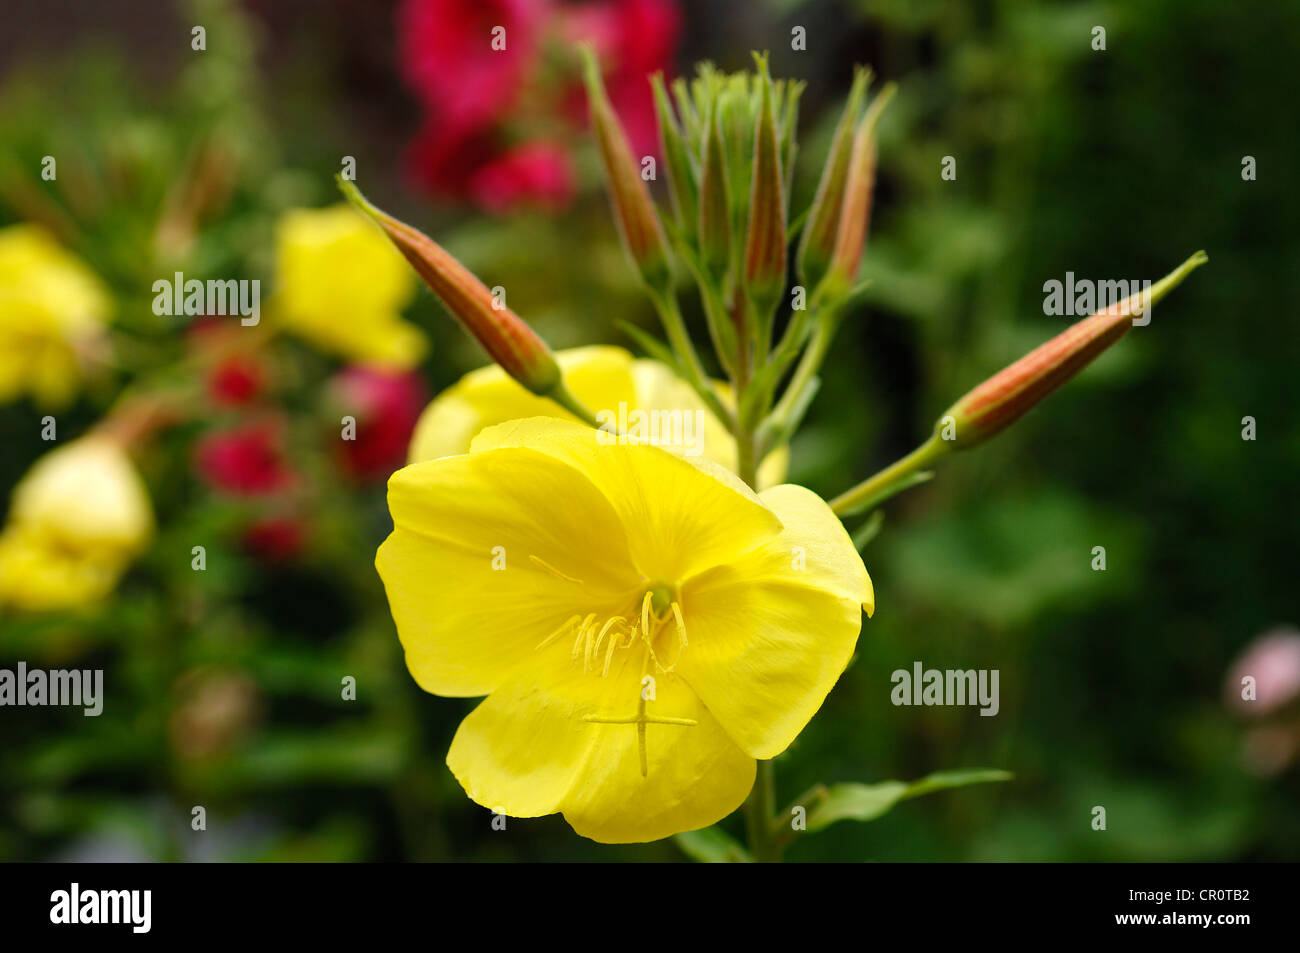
(546, 381, 604, 429)
(759, 307, 842, 452)
(652, 292, 736, 430)
(745, 759, 779, 861)
(829, 435, 950, 517)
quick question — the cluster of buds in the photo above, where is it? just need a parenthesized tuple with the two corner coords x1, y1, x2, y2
(580, 49, 900, 476)
(336, 50, 1205, 507)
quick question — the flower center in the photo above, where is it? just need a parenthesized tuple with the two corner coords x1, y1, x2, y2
(533, 581, 689, 678)
(529, 562, 699, 777)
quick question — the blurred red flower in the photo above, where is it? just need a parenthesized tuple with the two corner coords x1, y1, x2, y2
(558, 0, 681, 158)
(207, 355, 265, 407)
(195, 419, 297, 495)
(398, 0, 680, 213)
(469, 141, 575, 212)
(399, 0, 545, 130)
(242, 515, 306, 562)
(186, 318, 267, 408)
(329, 365, 428, 480)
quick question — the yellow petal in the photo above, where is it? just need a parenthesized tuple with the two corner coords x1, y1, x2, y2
(561, 672, 755, 844)
(0, 225, 108, 407)
(629, 357, 789, 488)
(0, 526, 124, 610)
(274, 204, 426, 367)
(376, 446, 640, 696)
(408, 345, 636, 462)
(407, 345, 788, 487)
(11, 437, 153, 555)
(448, 645, 754, 843)
(470, 417, 782, 583)
(676, 484, 873, 759)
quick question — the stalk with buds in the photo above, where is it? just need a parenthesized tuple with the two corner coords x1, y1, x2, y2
(330, 51, 1207, 865)
(334, 52, 1206, 514)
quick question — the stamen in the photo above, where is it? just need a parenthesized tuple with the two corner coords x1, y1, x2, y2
(640, 590, 653, 639)
(535, 614, 581, 651)
(571, 613, 596, 660)
(670, 601, 688, 647)
(591, 616, 623, 661)
(529, 554, 584, 585)
(602, 623, 622, 676)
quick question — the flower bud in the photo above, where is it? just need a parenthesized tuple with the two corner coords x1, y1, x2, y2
(651, 73, 699, 245)
(580, 46, 672, 295)
(0, 434, 154, 610)
(339, 180, 562, 397)
(824, 83, 895, 295)
(938, 252, 1208, 449)
(779, 79, 806, 217)
(743, 55, 787, 315)
(0, 224, 110, 408)
(797, 67, 870, 291)
(11, 435, 153, 554)
(697, 96, 732, 279)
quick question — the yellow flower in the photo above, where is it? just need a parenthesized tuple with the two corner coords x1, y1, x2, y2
(409, 345, 788, 488)
(0, 436, 153, 610)
(274, 204, 427, 367)
(0, 225, 109, 407)
(376, 416, 872, 843)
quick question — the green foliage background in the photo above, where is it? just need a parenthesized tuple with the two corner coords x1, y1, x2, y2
(0, 0, 1295, 861)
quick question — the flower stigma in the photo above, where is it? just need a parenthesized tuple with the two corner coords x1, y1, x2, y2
(530, 561, 699, 777)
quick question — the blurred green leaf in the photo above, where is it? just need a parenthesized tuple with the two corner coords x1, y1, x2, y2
(674, 826, 753, 863)
(807, 769, 1011, 832)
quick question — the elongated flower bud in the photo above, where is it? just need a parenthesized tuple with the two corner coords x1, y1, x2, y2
(797, 67, 870, 291)
(651, 73, 699, 245)
(938, 252, 1209, 449)
(779, 79, 806, 219)
(580, 46, 672, 295)
(743, 55, 787, 315)
(697, 97, 732, 279)
(338, 180, 561, 396)
(824, 83, 895, 296)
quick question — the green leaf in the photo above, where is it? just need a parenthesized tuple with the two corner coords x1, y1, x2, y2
(806, 769, 1012, 832)
(674, 826, 753, 863)
(617, 320, 682, 374)
(851, 509, 885, 551)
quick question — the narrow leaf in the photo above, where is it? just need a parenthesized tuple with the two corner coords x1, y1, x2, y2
(806, 769, 1012, 832)
(674, 826, 753, 863)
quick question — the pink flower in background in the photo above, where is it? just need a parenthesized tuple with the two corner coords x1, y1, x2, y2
(195, 418, 297, 496)
(398, 0, 545, 130)
(329, 365, 427, 480)
(242, 515, 306, 563)
(207, 355, 265, 408)
(398, 0, 681, 213)
(406, 122, 502, 196)
(187, 318, 267, 408)
(469, 141, 575, 213)
(558, 0, 681, 158)
(1225, 627, 1300, 776)
(1226, 628, 1300, 717)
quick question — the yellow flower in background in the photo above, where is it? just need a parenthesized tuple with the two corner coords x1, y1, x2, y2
(0, 225, 110, 407)
(274, 204, 426, 367)
(409, 345, 788, 488)
(376, 417, 872, 843)
(0, 436, 153, 611)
